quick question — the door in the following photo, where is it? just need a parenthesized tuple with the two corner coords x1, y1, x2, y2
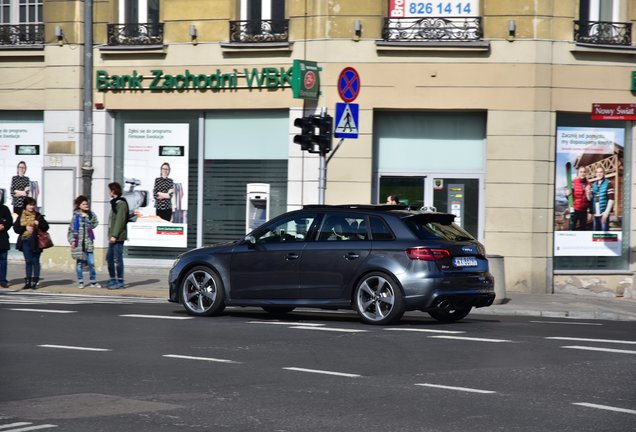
(379, 175, 483, 240)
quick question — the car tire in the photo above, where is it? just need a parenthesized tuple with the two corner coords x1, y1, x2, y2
(428, 306, 472, 322)
(180, 266, 226, 316)
(353, 272, 404, 325)
(262, 306, 295, 315)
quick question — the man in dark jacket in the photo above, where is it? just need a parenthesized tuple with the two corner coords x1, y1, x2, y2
(0, 199, 12, 288)
(106, 182, 128, 289)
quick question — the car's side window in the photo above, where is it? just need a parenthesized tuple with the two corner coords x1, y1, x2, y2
(318, 213, 367, 241)
(256, 214, 316, 244)
(370, 217, 394, 240)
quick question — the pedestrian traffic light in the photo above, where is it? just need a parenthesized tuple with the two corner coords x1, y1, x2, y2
(293, 116, 315, 151)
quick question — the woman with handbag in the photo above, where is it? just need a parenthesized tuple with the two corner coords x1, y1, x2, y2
(67, 196, 100, 289)
(13, 197, 49, 289)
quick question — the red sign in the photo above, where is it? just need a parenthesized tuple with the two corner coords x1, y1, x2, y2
(592, 103, 636, 120)
(304, 71, 316, 89)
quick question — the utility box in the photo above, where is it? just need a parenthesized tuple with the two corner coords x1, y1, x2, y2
(246, 183, 270, 233)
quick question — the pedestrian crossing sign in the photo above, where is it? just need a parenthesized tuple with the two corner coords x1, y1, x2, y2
(334, 102, 359, 139)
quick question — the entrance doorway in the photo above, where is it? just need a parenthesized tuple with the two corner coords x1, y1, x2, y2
(379, 175, 482, 240)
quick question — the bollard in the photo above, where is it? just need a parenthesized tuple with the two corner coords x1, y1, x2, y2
(487, 254, 506, 304)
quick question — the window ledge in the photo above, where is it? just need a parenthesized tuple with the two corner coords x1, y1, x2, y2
(376, 40, 490, 52)
(220, 41, 293, 53)
(98, 44, 167, 55)
(0, 45, 45, 57)
(571, 42, 636, 55)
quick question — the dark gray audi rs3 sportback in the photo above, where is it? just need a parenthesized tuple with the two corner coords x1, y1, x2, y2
(168, 205, 495, 325)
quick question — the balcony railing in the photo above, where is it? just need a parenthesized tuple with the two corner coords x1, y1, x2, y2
(574, 20, 631, 46)
(229, 19, 289, 43)
(107, 23, 164, 46)
(0, 24, 44, 46)
(383, 17, 482, 42)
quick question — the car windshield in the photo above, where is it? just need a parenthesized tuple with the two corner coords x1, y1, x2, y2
(405, 214, 475, 241)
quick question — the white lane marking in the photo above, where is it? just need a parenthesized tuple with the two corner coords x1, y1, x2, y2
(289, 326, 367, 333)
(385, 328, 465, 334)
(247, 321, 324, 326)
(416, 383, 496, 394)
(163, 354, 241, 364)
(547, 337, 636, 345)
(530, 321, 602, 326)
(8, 308, 76, 314)
(0, 424, 58, 432)
(119, 314, 193, 320)
(562, 345, 636, 355)
(283, 367, 361, 378)
(429, 335, 513, 343)
(0, 423, 32, 430)
(38, 344, 110, 352)
(573, 402, 636, 415)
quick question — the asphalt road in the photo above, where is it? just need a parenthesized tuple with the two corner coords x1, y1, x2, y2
(0, 292, 634, 432)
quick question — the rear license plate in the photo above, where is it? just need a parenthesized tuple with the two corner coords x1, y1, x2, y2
(453, 257, 478, 267)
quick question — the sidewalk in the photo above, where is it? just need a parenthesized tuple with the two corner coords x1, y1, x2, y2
(2, 262, 636, 321)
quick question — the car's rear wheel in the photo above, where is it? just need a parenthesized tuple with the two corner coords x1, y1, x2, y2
(428, 306, 472, 322)
(180, 266, 225, 316)
(262, 306, 295, 315)
(354, 272, 404, 325)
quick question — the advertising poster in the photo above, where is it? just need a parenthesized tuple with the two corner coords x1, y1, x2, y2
(0, 122, 44, 244)
(388, 0, 478, 17)
(123, 123, 189, 248)
(554, 127, 624, 256)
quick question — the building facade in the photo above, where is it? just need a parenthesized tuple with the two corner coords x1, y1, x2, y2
(1, 0, 635, 297)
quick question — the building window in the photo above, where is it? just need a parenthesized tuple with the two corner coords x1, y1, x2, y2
(575, 0, 631, 45)
(108, 0, 163, 45)
(0, 0, 43, 45)
(230, 0, 288, 43)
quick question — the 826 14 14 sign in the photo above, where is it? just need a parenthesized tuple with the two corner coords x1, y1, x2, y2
(389, 0, 478, 17)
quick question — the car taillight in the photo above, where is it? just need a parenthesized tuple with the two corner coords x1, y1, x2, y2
(477, 243, 486, 256)
(406, 247, 451, 261)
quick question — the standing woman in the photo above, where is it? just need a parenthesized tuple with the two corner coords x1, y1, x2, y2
(13, 197, 49, 289)
(68, 196, 100, 289)
(11, 160, 31, 214)
(153, 162, 174, 222)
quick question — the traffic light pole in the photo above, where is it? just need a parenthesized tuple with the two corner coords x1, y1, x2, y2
(318, 137, 344, 205)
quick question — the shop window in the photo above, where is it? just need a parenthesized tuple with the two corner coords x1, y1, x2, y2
(108, 0, 162, 46)
(574, 0, 631, 45)
(230, 0, 288, 43)
(382, 0, 482, 42)
(553, 113, 631, 271)
(0, 0, 43, 45)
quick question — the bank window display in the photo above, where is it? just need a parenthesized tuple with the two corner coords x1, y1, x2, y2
(553, 113, 630, 271)
(204, 110, 288, 244)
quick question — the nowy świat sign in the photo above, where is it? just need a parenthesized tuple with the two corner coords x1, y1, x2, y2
(96, 61, 320, 99)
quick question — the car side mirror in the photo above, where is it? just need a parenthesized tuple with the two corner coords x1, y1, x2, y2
(244, 235, 256, 246)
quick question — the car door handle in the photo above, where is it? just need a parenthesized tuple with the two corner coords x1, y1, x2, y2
(344, 252, 360, 260)
(285, 253, 300, 260)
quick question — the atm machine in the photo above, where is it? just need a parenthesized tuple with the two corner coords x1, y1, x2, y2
(246, 183, 270, 233)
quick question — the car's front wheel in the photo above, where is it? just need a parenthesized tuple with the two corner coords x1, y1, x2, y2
(428, 306, 472, 322)
(180, 266, 226, 316)
(353, 272, 404, 325)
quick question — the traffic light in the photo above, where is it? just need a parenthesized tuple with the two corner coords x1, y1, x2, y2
(316, 115, 333, 153)
(293, 116, 315, 151)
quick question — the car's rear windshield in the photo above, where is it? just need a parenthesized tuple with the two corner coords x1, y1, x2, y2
(404, 214, 475, 241)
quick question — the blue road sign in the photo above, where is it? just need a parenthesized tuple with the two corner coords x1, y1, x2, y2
(335, 103, 359, 139)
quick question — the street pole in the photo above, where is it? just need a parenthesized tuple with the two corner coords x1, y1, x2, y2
(82, 0, 94, 201)
(318, 107, 327, 204)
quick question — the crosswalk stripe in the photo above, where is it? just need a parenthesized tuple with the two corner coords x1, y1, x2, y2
(0, 423, 58, 431)
(547, 337, 636, 345)
(429, 335, 513, 343)
(572, 402, 636, 415)
(8, 308, 76, 314)
(561, 345, 636, 355)
(416, 383, 496, 394)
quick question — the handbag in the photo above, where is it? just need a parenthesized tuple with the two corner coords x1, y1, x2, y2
(37, 229, 54, 250)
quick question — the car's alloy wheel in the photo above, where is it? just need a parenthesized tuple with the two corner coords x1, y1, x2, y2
(354, 272, 404, 325)
(428, 306, 472, 322)
(180, 266, 225, 316)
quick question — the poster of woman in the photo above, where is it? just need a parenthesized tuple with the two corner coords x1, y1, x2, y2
(554, 126, 624, 257)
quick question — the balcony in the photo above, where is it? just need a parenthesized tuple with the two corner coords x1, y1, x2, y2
(382, 17, 482, 42)
(0, 24, 44, 46)
(107, 23, 164, 46)
(574, 20, 632, 46)
(228, 19, 289, 43)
